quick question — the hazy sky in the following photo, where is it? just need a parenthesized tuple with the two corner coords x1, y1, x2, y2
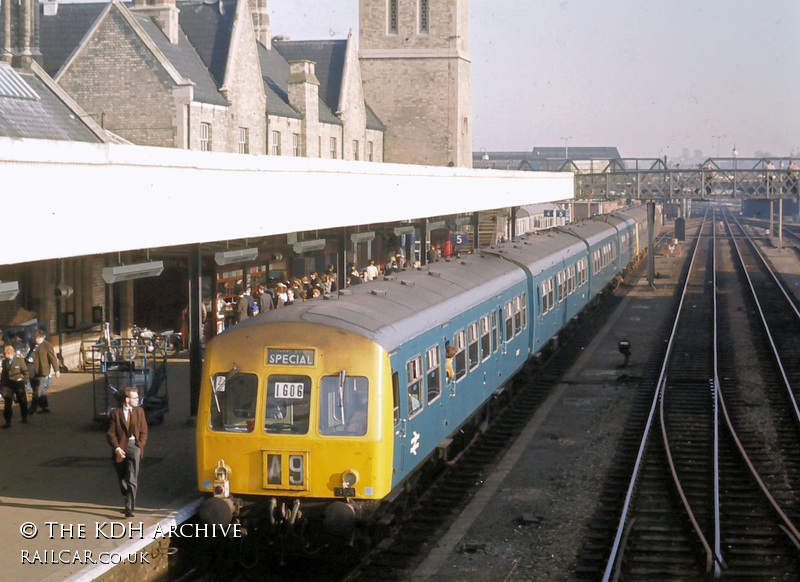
(269, 0, 799, 160)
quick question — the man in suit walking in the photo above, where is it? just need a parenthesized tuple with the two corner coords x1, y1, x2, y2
(2, 344, 30, 428)
(107, 387, 148, 517)
(27, 329, 60, 414)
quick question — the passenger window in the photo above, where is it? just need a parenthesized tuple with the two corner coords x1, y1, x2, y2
(318, 374, 369, 436)
(407, 356, 423, 417)
(264, 375, 310, 434)
(210, 371, 258, 433)
(425, 346, 441, 403)
(504, 301, 513, 340)
(480, 315, 491, 360)
(514, 296, 522, 335)
(453, 329, 467, 381)
(468, 322, 479, 370)
(492, 310, 499, 352)
(521, 292, 528, 329)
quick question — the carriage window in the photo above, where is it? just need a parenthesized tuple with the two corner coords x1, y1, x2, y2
(468, 322, 479, 370)
(318, 374, 369, 436)
(426, 346, 441, 403)
(480, 315, 491, 361)
(492, 310, 499, 352)
(521, 292, 528, 330)
(264, 375, 311, 434)
(407, 356, 423, 416)
(210, 372, 258, 433)
(514, 296, 523, 335)
(453, 329, 467, 381)
(504, 301, 514, 340)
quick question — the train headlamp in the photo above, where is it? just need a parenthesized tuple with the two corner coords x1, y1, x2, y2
(341, 470, 359, 489)
(213, 460, 232, 498)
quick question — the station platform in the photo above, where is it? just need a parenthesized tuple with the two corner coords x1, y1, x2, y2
(0, 357, 201, 581)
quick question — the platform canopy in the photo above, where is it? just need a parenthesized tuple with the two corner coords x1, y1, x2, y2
(1, 138, 573, 266)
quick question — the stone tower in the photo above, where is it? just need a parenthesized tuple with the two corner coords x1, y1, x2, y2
(1, 0, 41, 66)
(359, 0, 472, 168)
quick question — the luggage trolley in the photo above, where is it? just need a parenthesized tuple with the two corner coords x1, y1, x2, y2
(92, 335, 169, 425)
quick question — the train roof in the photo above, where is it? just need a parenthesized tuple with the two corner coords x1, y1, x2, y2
(232, 253, 523, 353)
(226, 208, 645, 353)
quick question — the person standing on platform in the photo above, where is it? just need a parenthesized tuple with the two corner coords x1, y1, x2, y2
(2, 344, 30, 428)
(27, 329, 60, 414)
(107, 387, 148, 517)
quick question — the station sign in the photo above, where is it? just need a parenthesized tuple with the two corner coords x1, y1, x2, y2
(451, 232, 470, 246)
(266, 348, 315, 366)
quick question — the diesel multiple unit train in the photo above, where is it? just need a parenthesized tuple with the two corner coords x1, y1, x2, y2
(196, 204, 658, 554)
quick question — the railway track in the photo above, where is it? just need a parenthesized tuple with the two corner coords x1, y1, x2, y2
(577, 208, 800, 580)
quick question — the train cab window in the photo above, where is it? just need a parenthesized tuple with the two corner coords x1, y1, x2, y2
(480, 315, 491, 361)
(453, 330, 467, 381)
(468, 322, 479, 370)
(425, 346, 441, 403)
(392, 372, 400, 425)
(264, 375, 311, 434)
(210, 372, 258, 433)
(504, 301, 514, 340)
(318, 374, 369, 436)
(407, 356, 423, 417)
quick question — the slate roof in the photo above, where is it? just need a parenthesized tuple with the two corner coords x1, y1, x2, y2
(133, 12, 227, 106)
(272, 39, 342, 126)
(256, 43, 301, 119)
(176, 0, 235, 89)
(40, 1, 227, 106)
(39, 2, 106, 76)
(269, 39, 384, 130)
(0, 62, 105, 142)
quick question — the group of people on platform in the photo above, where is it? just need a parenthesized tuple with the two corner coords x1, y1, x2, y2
(1, 328, 60, 428)
(216, 247, 415, 333)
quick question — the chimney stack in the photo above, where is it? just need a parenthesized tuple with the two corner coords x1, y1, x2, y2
(131, 0, 181, 45)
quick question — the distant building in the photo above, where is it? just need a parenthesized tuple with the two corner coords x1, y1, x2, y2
(472, 147, 623, 173)
(39, 0, 385, 159)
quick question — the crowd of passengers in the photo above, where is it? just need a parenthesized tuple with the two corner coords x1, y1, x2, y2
(217, 247, 415, 332)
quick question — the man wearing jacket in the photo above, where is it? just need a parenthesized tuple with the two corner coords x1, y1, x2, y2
(27, 329, 60, 414)
(107, 387, 148, 517)
(2, 344, 30, 428)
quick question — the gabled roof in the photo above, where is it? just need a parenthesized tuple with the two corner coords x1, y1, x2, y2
(265, 39, 384, 130)
(272, 39, 342, 125)
(133, 12, 227, 106)
(176, 0, 236, 89)
(40, 0, 227, 106)
(256, 42, 301, 119)
(0, 61, 109, 142)
(39, 2, 107, 77)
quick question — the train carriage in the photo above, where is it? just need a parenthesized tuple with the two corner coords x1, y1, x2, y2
(195, 206, 656, 555)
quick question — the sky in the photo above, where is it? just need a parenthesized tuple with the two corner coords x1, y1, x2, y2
(268, 0, 800, 160)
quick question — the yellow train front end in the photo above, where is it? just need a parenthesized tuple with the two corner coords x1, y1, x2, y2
(196, 320, 394, 549)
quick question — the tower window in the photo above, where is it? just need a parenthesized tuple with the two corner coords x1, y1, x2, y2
(419, 0, 429, 34)
(389, 0, 398, 34)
